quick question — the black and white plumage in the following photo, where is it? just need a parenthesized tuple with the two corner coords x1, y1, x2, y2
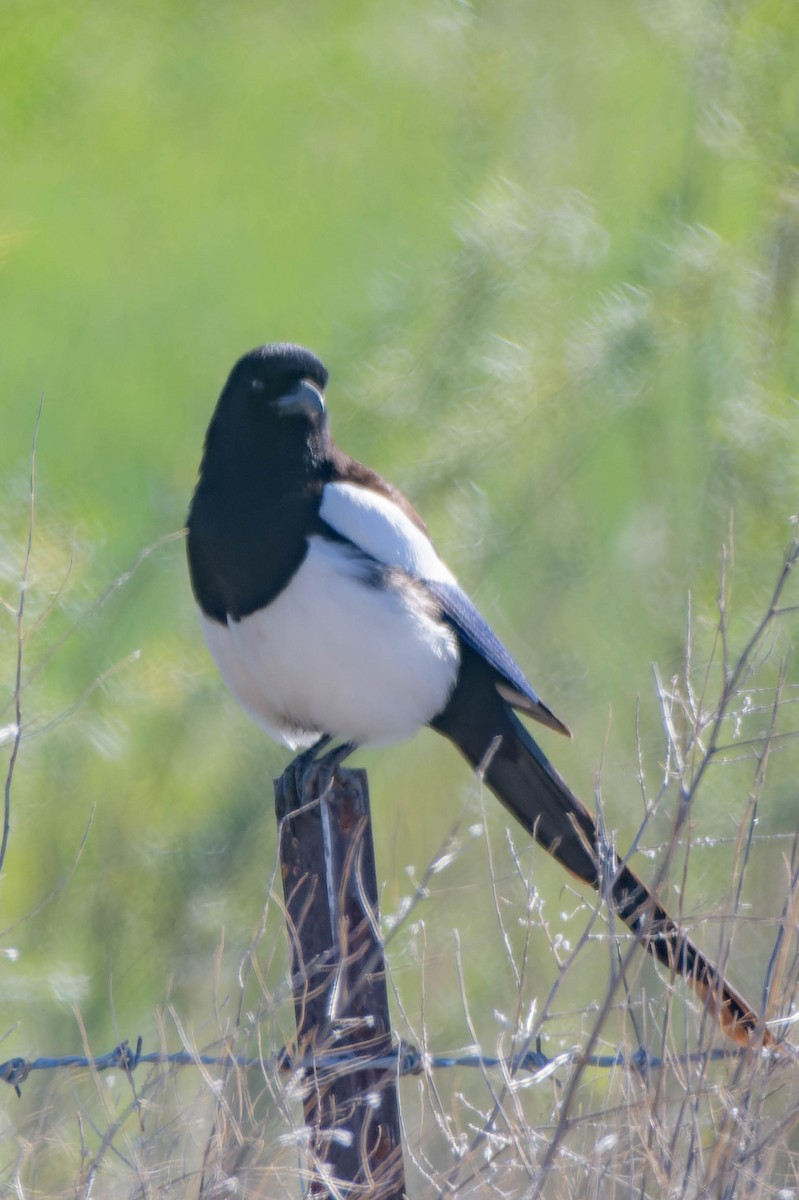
(187, 342, 765, 1047)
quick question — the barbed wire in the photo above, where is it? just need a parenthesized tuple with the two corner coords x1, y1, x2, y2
(0, 1034, 766, 1099)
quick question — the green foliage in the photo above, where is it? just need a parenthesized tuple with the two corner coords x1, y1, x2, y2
(2, 1, 798, 1191)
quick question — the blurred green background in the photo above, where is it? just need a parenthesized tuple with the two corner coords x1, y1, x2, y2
(1, 0, 798, 1152)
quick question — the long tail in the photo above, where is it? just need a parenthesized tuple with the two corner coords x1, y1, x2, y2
(432, 672, 768, 1047)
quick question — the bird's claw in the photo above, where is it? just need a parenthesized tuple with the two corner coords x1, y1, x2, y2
(286, 737, 356, 801)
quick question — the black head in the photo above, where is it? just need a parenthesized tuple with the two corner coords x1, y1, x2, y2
(200, 342, 330, 469)
(224, 342, 328, 419)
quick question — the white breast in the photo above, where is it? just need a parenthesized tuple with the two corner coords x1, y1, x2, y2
(200, 535, 460, 749)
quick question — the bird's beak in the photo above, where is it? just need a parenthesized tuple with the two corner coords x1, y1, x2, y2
(275, 379, 326, 420)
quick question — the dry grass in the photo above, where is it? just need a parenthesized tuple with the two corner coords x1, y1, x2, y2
(2, 532, 798, 1198)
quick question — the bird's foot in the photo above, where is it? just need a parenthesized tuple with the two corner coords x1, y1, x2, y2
(285, 737, 356, 802)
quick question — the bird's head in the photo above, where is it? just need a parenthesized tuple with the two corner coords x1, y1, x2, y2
(202, 342, 330, 473)
(226, 342, 328, 423)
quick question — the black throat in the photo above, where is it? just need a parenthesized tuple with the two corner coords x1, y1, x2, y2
(187, 415, 331, 623)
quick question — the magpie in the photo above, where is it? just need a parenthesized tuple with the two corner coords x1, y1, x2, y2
(187, 342, 767, 1048)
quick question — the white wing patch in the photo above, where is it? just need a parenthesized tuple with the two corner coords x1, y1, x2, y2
(319, 482, 457, 585)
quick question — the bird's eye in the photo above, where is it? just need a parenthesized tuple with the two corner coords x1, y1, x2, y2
(250, 378, 266, 393)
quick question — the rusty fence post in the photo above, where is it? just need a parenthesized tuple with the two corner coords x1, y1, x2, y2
(275, 763, 406, 1199)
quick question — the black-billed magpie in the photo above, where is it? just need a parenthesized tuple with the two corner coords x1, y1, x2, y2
(187, 342, 766, 1047)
